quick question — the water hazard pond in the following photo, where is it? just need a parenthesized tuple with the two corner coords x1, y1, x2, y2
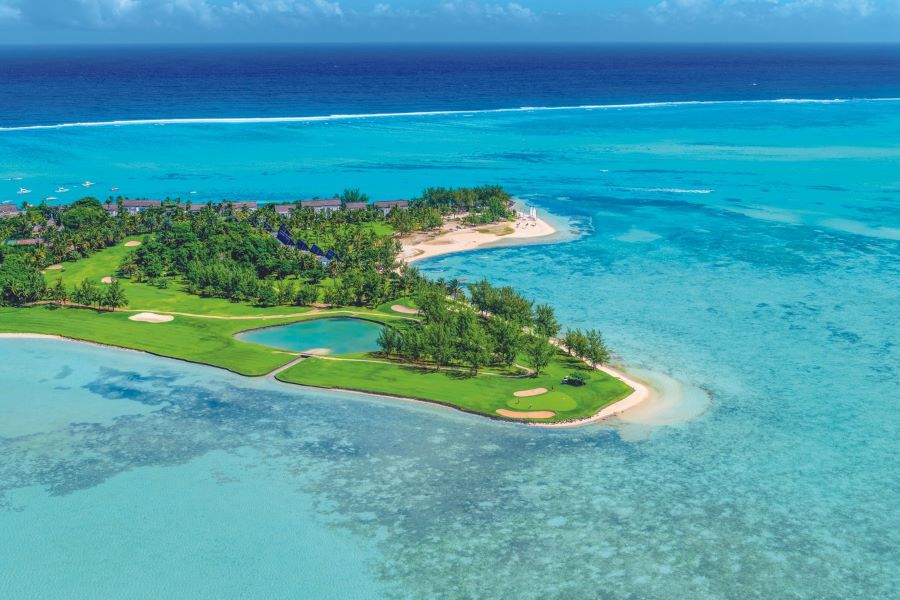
(237, 317, 384, 355)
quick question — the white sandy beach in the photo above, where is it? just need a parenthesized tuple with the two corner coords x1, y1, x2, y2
(399, 213, 556, 264)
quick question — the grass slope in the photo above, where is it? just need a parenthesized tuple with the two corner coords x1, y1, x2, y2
(43, 237, 315, 317)
(0, 306, 305, 376)
(277, 352, 632, 423)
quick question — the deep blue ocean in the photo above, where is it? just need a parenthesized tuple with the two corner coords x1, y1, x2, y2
(1, 44, 900, 128)
(1, 45, 898, 598)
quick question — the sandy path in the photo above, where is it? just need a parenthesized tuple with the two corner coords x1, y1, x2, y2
(399, 213, 556, 264)
(46, 264, 63, 270)
(496, 409, 556, 419)
(514, 387, 547, 397)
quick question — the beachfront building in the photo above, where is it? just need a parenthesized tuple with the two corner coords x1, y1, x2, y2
(344, 201, 369, 211)
(373, 200, 409, 215)
(300, 198, 341, 214)
(227, 201, 258, 212)
(273, 204, 295, 216)
(0, 204, 21, 218)
(102, 199, 162, 216)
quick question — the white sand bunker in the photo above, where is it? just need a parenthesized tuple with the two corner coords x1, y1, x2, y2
(124, 240, 142, 247)
(100, 276, 115, 284)
(496, 409, 556, 419)
(391, 304, 421, 315)
(129, 312, 174, 323)
(514, 387, 547, 397)
(46, 264, 63, 270)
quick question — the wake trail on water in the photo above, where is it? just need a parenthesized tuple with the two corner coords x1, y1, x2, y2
(2, 97, 899, 132)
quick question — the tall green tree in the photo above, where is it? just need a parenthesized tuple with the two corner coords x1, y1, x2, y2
(102, 279, 128, 311)
(49, 277, 68, 307)
(534, 304, 560, 338)
(585, 329, 610, 367)
(527, 335, 556, 376)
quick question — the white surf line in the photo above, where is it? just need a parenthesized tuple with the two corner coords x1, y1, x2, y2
(2, 97, 899, 132)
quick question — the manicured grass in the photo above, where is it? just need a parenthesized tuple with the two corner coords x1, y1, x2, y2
(0, 306, 310, 376)
(276, 352, 632, 423)
(43, 237, 316, 317)
(18, 240, 634, 423)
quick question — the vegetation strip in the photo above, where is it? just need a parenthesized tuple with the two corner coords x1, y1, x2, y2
(1, 185, 637, 424)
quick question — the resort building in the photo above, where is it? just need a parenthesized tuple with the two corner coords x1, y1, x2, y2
(102, 199, 162, 216)
(344, 201, 369, 211)
(0, 204, 21, 218)
(300, 198, 342, 214)
(273, 204, 295, 216)
(227, 201, 258, 212)
(373, 200, 409, 215)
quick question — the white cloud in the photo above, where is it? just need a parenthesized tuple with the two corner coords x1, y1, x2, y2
(648, 0, 884, 23)
(0, 1, 21, 21)
(440, 1, 537, 22)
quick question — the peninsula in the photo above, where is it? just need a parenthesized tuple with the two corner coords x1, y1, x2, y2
(0, 186, 638, 425)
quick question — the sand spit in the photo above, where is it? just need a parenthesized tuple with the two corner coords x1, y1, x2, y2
(399, 213, 556, 264)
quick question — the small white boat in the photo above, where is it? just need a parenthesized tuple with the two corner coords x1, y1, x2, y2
(82, 181, 95, 188)
(17, 187, 31, 195)
(56, 187, 69, 193)
(110, 187, 119, 192)
(45, 196, 57, 201)
(189, 191, 198, 195)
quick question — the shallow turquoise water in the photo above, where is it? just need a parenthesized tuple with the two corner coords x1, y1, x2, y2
(237, 317, 384, 355)
(1, 101, 898, 597)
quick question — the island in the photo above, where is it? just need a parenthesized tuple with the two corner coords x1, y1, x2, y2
(0, 186, 644, 426)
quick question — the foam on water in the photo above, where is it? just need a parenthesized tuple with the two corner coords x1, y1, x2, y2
(1, 96, 898, 132)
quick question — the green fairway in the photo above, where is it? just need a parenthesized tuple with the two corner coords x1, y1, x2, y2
(276, 352, 632, 422)
(43, 237, 317, 317)
(12, 236, 634, 424)
(0, 305, 310, 375)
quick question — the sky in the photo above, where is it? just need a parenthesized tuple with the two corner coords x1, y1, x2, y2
(0, 0, 898, 44)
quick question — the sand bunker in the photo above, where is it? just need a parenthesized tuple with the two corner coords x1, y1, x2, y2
(513, 387, 547, 397)
(128, 312, 174, 323)
(100, 276, 115, 284)
(45, 264, 63, 270)
(496, 409, 556, 419)
(391, 304, 421, 315)
(124, 241, 142, 247)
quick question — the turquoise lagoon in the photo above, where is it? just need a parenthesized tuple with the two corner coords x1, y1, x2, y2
(1, 100, 898, 598)
(236, 318, 384, 355)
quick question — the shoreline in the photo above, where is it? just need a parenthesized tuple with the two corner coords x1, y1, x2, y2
(1, 332, 652, 428)
(398, 211, 557, 264)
